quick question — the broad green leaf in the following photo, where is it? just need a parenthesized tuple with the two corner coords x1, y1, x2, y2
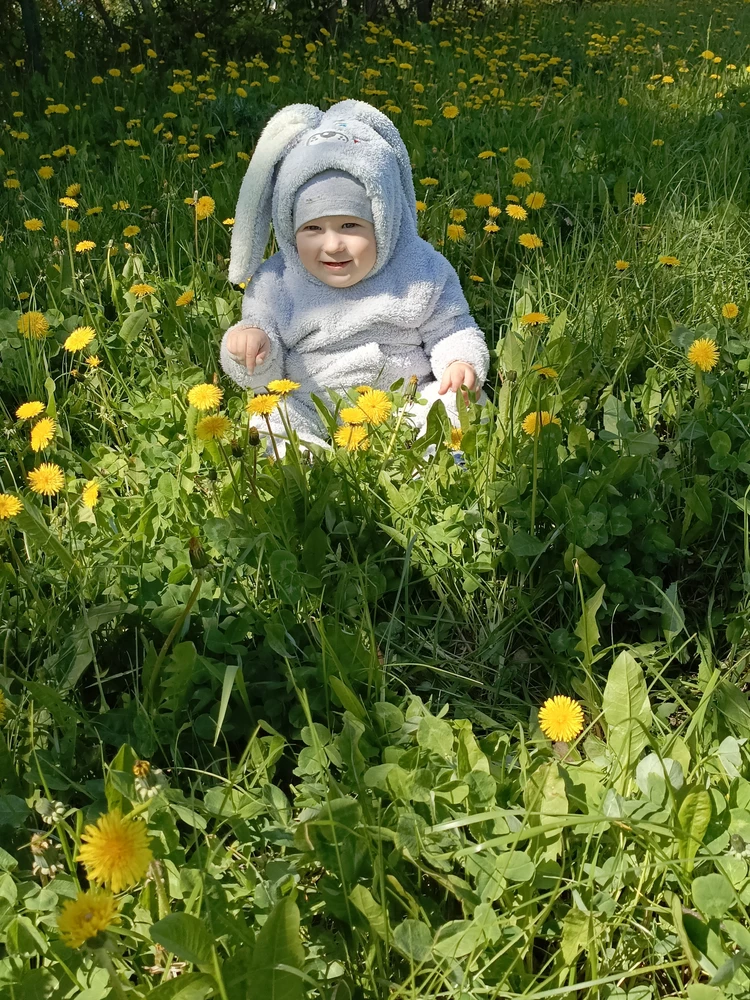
(349, 885, 388, 940)
(393, 919, 432, 963)
(693, 873, 735, 919)
(417, 715, 454, 758)
(561, 908, 590, 964)
(146, 973, 216, 1000)
(602, 651, 651, 789)
(431, 919, 484, 961)
(119, 309, 149, 344)
(250, 896, 305, 1000)
(574, 584, 605, 665)
(677, 789, 712, 871)
(150, 913, 214, 966)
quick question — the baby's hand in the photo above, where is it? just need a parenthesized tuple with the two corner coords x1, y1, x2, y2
(439, 362, 477, 403)
(226, 324, 271, 374)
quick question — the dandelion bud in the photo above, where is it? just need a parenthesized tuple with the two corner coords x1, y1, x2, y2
(406, 374, 419, 400)
(132, 760, 151, 778)
(212, 372, 220, 386)
(506, 370, 517, 383)
(230, 436, 244, 457)
(188, 535, 210, 570)
(248, 426, 261, 448)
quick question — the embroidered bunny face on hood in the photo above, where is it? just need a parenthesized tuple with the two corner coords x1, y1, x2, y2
(228, 100, 419, 288)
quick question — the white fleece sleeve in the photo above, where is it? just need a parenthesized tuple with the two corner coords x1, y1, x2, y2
(419, 266, 490, 385)
(219, 263, 285, 391)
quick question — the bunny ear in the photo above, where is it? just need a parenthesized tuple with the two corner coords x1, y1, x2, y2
(323, 99, 417, 226)
(229, 103, 323, 285)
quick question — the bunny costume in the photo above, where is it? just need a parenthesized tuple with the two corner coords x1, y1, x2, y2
(220, 99, 490, 450)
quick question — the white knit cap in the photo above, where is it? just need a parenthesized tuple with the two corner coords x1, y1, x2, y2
(293, 168, 373, 233)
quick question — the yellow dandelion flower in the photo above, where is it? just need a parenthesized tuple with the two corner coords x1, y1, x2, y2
(24, 218, 44, 231)
(477, 150, 496, 159)
(339, 405, 367, 424)
(658, 255, 680, 267)
(66, 183, 81, 197)
(75, 240, 96, 252)
(87, 206, 103, 216)
(506, 203, 528, 221)
(122, 225, 140, 237)
(473, 192, 494, 208)
(442, 104, 460, 119)
(615, 259, 630, 271)
(128, 283, 156, 298)
(687, 338, 719, 372)
(64, 326, 95, 352)
(632, 192, 646, 206)
(38, 166, 55, 180)
(82, 480, 100, 508)
(18, 311, 49, 339)
(446, 223, 466, 242)
(61, 219, 80, 233)
(519, 233, 543, 249)
(538, 695, 584, 742)
(450, 208, 467, 223)
(354, 389, 391, 427)
(722, 302, 739, 319)
(266, 379, 301, 395)
(525, 191, 546, 210)
(195, 196, 215, 220)
(419, 177, 439, 187)
(521, 410, 560, 435)
(0, 494, 23, 520)
(355, 385, 372, 394)
(520, 312, 550, 326)
(334, 424, 370, 451)
(27, 463, 65, 496)
(532, 365, 559, 380)
(175, 289, 195, 307)
(78, 809, 153, 893)
(222, 217, 234, 226)
(246, 393, 281, 416)
(112, 201, 130, 211)
(57, 889, 120, 949)
(59, 196, 78, 209)
(484, 222, 500, 233)
(512, 171, 532, 187)
(514, 156, 532, 169)
(86, 355, 102, 367)
(187, 383, 223, 411)
(30, 418, 55, 452)
(448, 426, 464, 449)
(196, 414, 232, 440)
(415, 200, 427, 212)
(16, 401, 45, 420)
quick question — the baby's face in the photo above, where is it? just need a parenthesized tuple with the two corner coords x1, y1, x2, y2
(295, 215, 376, 287)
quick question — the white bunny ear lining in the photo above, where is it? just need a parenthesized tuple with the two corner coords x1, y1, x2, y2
(228, 100, 417, 285)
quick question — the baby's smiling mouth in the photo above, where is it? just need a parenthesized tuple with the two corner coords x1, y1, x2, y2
(322, 260, 351, 268)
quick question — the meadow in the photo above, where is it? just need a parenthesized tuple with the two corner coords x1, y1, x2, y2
(2, 0, 750, 996)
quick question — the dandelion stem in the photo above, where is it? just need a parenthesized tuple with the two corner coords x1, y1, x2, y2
(145, 575, 203, 710)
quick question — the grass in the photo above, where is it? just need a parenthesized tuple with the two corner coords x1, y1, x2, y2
(2, 0, 750, 996)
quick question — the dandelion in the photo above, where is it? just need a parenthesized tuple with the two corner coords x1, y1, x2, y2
(196, 414, 232, 440)
(82, 480, 100, 508)
(339, 405, 366, 424)
(28, 463, 65, 496)
(66, 183, 81, 197)
(419, 177, 439, 187)
(446, 223, 466, 242)
(24, 218, 44, 231)
(222, 217, 235, 226)
(128, 283, 156, 298)
(449, 426, 463, 450)
(266, 379, 301, 395)
(334, 424, 370, 451)
(473, 192, 494, 208)
(86, 355, 102, 367)
(353, 389, 391, 426)
(123, 225, 141, 237)
(450, 208, 467, 223)
(519, 233, 543, 250)
(112, 201, 130, 211)
(75, 240, 96, 252)
(532, 365, 559, 380)
(246, 393, 281, 416)
(478, 150, 496, 159)
(512, 171, 532, 187)
(87, 206, 103, 216)
(59, 196, 78, 209)
(30, 418, 55, 453)
(632, 192, 646, 206)
(64, 326, 95, 352)
(194, 196, 215, 220)
(615, 259, 630, 270)
(0, 494, 22, 520)
(487, 205, 501, 218)
(506, 204, 528, 220)
(538, 695, 584, 742)
(521, 410, 560, 435)
(18, 311, 49, 339)
(187, 383, 223, 411)
(442, 104, 459, 118)
(175, 289, 195, 306)
(57, 889, 120, 949)
(525, 191, 546, 210)
(415, 200, 426, 212)
(78, 809, 153, 892)
(520, 312, 550, 326)
(484, 222, 500, 234)
(514, 156, 532, 169)
(687, 338, 719, 372)
(658, 255, 680, 267)
(38, 166, 54, 180)
(722, 302, 739, 319)
(16, 401, 45, 420)
(61, 219, 80, 233)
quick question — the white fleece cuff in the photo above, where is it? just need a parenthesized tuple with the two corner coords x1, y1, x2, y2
(429, 328, 490, 385)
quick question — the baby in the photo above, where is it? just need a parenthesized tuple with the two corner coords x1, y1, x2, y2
(220, 100, 490, 452)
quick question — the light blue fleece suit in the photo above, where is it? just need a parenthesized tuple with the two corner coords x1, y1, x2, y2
(220, 99, 490, 450)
